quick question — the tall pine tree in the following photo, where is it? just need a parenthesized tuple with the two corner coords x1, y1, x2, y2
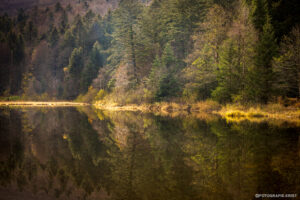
(112, 0, 143, 83)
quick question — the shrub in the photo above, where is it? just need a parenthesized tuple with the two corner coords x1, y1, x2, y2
(76, 86, 98, 103)
(95, 89, 107, 101)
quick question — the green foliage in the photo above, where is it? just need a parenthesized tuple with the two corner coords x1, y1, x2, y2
(147, 55, 162, 88)
(7, 31, 25, 64)
(146, 55, 164, 100)
(90, 41, 103, 66)
(80, 63, 95, 93)
(162, 43, 176, 68)
(0, 0, 298, 102)
(159, 0, 209, 59)
(156, 73, 180, 100)
(84, 10, 95, 25)
(49, 27, 59, 47)
(183, 5, 229, 101)
(76, 86, 98, 102)
(111, 0, 143, 82)
(63, 29, 75, 47)
(212, 40, 239, 103)
(250, 0, 267, 32)
(80, 41, 103, 93)
(95, 89, 107, 101)
(107, 78, 116, 91)
(0, 96, 23, 101)
(147, 47, 180, 101)
(60, 10, 68, 33)
(68, 47, 84, 76)
(71, 17, 87, 47)
(247, 15, 277, 103)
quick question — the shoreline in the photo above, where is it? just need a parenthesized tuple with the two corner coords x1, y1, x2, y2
(1, 100, 299, 123)
(0, 101, 90, 107)
(94, 101, 300, 123)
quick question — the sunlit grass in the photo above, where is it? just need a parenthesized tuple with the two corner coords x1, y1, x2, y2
(94, 100, 300, 125)
(218, 103, 300, 125)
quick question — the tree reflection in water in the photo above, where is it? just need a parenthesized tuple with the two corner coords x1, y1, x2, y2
(0, 107, 299, 200)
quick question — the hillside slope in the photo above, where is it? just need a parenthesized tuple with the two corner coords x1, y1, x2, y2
(0, 0, 119, 16)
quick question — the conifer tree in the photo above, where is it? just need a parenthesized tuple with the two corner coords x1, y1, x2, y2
(63, 29, 75, 48)
(146, 55, 163, 96)
(112, 0, 143, 83)
(49, 27, 59, 47)
(248, 15, 277, 103)
(25, 21, 37, 42)
(213, 1, 257, 103)
(72, 17, 87, 49)
(80, 41, 104, 93)
(250, 0, 267, 32)
(17, 8, 27, 34)
(162, 43, 176, 68)
(68, 47, 84, 77)
(156, 44, 179, 100)
(64, 47, 84, 98)
(183, 5, 229, 101)
(212, 40, 239, 103)
(55, 2, 62, 12)
(60, 10, 68, 34)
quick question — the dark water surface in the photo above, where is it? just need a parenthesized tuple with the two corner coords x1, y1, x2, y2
(0, 107, 299, 200)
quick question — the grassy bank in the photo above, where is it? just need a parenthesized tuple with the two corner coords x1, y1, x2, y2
(1, 99, 299, 123)
(94, 100, 221, 113)
(94, 100, 300, 123)
(218, 103, 300, 123)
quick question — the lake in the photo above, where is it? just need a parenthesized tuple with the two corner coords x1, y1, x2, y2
(0, 106, 299, 200)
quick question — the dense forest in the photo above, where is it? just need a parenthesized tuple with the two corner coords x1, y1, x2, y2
(0, 0, 299, 104)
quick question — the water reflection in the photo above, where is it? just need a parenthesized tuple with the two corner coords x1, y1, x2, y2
(0, 107, 299, 200)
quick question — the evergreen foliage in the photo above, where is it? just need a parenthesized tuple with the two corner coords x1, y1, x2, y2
(0, 0, 299, 103)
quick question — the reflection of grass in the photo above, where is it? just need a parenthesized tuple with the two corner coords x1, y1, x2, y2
(94, 100, 221, 113)
(94, 101, 300, 125)
(219, 104, 300, 126)
(225, 110, 246, 118)
(3, 100, 299, 125)
(224, 108, 267, 118)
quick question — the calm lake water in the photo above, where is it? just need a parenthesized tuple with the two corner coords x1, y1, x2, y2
(0, 107, 299, 200)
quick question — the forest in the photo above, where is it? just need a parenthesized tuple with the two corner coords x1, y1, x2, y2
(0, 0, 299, 105)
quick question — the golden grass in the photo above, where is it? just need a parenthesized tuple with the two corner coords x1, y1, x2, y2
(94, 101, 300, 125)
(93, 100, 222, 121)
(94, 101, 189, 113)
(191, 100, 221, 112)
(2, 100, 299, 126)
(218, 103, 300, 125)
(94, 99, 221, 113)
